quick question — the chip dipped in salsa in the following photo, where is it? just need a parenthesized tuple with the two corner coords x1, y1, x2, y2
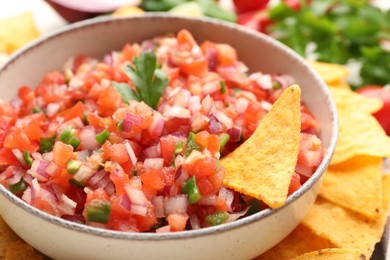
(0, 30, 323, 232)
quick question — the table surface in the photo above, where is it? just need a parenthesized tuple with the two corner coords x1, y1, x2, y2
(0, 1, 389, 259)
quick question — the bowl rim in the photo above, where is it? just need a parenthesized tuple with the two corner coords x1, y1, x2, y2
(0, 13, 338, 241)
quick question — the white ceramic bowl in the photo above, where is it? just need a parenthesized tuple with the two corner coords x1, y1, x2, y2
(0, 14, 338, 260)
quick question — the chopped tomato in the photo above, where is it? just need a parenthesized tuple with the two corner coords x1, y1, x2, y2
(288, 173, 302, 195)
(0, 148, 19, 166)
(160, 135, 176, 166)
(56, 101, 85, 122)
(215, 44, 237, 67)
(53, 141, 74, 168)
(167, 213, 189, 232)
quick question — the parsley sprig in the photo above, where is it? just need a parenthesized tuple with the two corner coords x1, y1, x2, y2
(268, 0, 390, 88)
(113, 51, 169, 109)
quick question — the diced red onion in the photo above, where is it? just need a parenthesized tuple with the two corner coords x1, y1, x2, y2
(226, 207, 250, 223)
(10, 97, 23, 110)
(165, 195, 188, 215)
(169, 185, 179, 197)
(31, 152, 43, 161)
(227, 126, 241, 143)
(125, 185, 148, 205)
(206, 48, 217, 71)
(209, 115, 222, 134)
(76, 150, 90, 162)
(22, 187, 32, 204)
(48, 182, 66, 201)
(11, 149, 25, 166)
(202, 80, 220, 95)
(120, 193, 132, 210)
(156, 225, 170, 233)
(273, 74, 294, 89)
(214, 110, 233, 129)
(189, 214, 201, 230)
(218, 187, 234, 212)
(88, 170, 107, 187)
(188, 96, 201, 113)
(198, 195, 218, 206)
(46, 103, 61, 117)
(152, 196, 165, 218)
(58, 194, 77, 216)
(6, 168, 24, 185)
(31, 178, 41, 199)
(73, 165, 95, 182)
(104, 182, 115, 196)
(261, 101, 273, 111)
(174, 167, 189, 185)
(80, 126, 99, 150)
(217, 66, 245, 85)
(201, 95, 213, 114)
(46, 162, 60, 176)
(163, 106, 191, 119)
(144, 158, 164, 170)
(148, 113, 164, 137)
(131, 204, 148, 216)
(29, 160, 49, 181)
(257, 74, 273, 90)
(125, 141, 138, 165)
(235, 98, 249, 114)
(68, 77, 84, 89)
(174, 155, 184, 169)
(125, 112, 144, 126)
(295, 163, 314, 178)
(42, 152, 53, 162)
(122, 119, 133, 132)
(143, 144, 161, 159)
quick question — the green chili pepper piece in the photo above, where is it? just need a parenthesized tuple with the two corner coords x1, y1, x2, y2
(8, 179, 27, 195)
(86, 199, 111, 224)
(39, 135, 56, 153)
(205, 211, 229, 226)
(182, 175, 201, 204)
(32, 106, 44, 114)
(174, 140, 186, 156)
(117, 119, 123, 132)
(68, 136, 80, 150)
(219, 133, 230, 152)
(67, 160, 82, 175)
(219, 81, 226, 94)
(59, 126, 73, 143)
(247, 200, 261, 216)
(95, 129, 110, 145)
(23, 151, 33, 167)
(184, 132, 201, 157)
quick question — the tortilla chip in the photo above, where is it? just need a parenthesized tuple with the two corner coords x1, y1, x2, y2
(302, 174, 390, 258)
(329, 87, 383, 115)
(331, 108, 390, 165)
(0, 217, 20, 258)
(4, 240, 43, 260)
(307, 61, 349, 84)
(292, 248, 366, 260)
(328, 80, 351, 90)
(319, 156, 382, 219)
(255, 224, 335, 260)
(222, 85, 301, 208)
(0, 12, 40, 54)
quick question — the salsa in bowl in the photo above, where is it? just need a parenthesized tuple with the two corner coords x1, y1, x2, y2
(0, 14, 337, 259)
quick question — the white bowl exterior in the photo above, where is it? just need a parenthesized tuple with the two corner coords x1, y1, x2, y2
(0, 15, 337, 259)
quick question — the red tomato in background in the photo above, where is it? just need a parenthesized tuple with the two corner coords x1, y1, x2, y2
(237, 10, 272, 33)
(357, 85, 390, 136)
(233, 0, 269, 14)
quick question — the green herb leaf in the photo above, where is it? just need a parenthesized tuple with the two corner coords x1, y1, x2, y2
(124, 51, 169, 109)
(112, 81, 140, 104)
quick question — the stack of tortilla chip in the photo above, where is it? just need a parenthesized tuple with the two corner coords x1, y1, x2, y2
(257, 61, 390, 259)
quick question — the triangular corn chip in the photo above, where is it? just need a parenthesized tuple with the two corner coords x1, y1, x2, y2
(222, 85, 301, 208)
(292, 248, 365, 260)
(319, 156, 382, 219)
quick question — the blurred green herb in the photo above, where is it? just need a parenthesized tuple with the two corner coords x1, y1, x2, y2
(141, 0, 236, 22)
(268, 0, 390, 88)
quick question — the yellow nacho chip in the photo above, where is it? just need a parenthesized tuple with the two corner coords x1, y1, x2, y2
(0, 12, 40, 54)
(319, 156, 382, 219)
(221, 85, 301, 208)
(255, 224, 335, 260)
(292, 248, 365, 260)
(329, 87, 383, 115)
(307, 61, 349, 84)
(331, 109, 390, 165)
(328, 80, 351, 90)
(302, 174, 390, 258)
